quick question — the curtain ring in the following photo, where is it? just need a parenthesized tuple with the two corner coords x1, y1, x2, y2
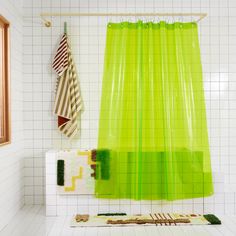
(166, 16, 169, 24)
(152, 16, 155, 23)
(108, 15, 112, 23)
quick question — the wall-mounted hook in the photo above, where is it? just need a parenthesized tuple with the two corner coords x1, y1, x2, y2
(41, 15, 51, 27)
(64, 22, 67, 34)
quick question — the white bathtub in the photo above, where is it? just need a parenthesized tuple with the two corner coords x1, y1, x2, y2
(45, 150, 231, 216)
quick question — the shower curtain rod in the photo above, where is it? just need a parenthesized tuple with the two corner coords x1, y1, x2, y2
(40, 12, 207, 27)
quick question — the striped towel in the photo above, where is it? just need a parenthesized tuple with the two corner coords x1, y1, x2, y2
(52, 34, 68, 76)
(52, 33, 83, 138)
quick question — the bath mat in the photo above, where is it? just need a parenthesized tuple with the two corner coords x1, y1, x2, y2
(70, 213, 221, 227)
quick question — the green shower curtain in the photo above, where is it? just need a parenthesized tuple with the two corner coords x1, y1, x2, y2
(95, 21, 213, 200)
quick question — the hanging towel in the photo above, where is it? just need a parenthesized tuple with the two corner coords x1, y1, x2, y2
(52, 33, 83, 138)
(52, 34, 68, 76)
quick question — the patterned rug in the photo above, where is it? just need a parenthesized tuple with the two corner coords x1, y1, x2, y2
(70, 213, 221, 227)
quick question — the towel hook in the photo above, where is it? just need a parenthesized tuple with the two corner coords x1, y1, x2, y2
(64, 21, 67, 34)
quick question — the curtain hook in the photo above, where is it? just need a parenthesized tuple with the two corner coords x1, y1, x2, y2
(108, 15, 112, 23)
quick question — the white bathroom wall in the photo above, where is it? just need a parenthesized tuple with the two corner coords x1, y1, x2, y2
(23, 0, 236, 213)
(0, 0, 24, 231)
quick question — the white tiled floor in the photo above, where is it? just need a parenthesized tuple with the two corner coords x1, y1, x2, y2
(1, 206, 236, 236)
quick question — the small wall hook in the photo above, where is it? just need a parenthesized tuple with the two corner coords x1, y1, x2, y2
(64, 22, 67, 34)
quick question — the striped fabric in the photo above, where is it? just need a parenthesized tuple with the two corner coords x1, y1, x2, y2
(52, 34, 68, 76)
(52, 33, 83, 138)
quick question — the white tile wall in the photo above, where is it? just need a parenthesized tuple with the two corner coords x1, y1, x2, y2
(0, 0, 24, 231)
(23, 0, 236, 213)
